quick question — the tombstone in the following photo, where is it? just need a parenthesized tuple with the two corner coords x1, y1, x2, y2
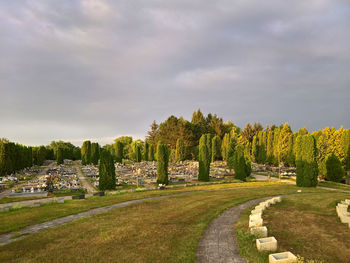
(31, 187, 34, 193)
(33, 202, 41, 207)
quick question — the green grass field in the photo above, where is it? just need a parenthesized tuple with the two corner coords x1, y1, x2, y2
(0, 184, 322, 263)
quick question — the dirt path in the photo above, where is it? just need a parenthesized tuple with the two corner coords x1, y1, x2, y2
(197, 197, 269, 263)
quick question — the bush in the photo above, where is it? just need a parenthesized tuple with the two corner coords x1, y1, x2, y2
(325, 153, 345, 182)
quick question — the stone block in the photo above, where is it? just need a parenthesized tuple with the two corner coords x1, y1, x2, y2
(72, 194, 85, 200)
(256, 236, 277, 252)
(57, 198, 65, 204)
(339, 215, 350, 224)
(250, 213, 262, 221)
(249, 218, 263, 227)
(93, 192, 105, 196)
(274, 196, 282, 202)
(251, 208, 263, 214)
(267, 198, 276, 205)
(250, 226, 268, 238)
(33, 202, 41, 207)
(337, 203, 348, 209)
(269, 251, 297, 263)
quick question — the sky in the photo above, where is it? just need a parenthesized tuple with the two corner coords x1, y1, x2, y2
(1, 0, 349, 146)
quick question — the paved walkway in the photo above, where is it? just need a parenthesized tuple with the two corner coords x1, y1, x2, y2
(197, 197, 269, 263)
(75, 164, 96, 194)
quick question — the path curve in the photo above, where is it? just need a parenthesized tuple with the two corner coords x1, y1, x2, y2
(197, 197, 269, 263)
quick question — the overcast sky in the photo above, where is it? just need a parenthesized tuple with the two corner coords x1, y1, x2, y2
(1, 0, 349, 146)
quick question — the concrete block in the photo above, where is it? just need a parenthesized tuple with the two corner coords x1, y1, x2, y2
(57, 198, 65, 204)
(256, 236, 277, 252)
(274, 196, 282, 202)
(337, 203, 348, 209)
(33, 202, 41, 207)
(251, 208, 263, 214)
(269, 251, 297, 263)
(344, 199, 350, 205)
(249, 218, 263, 227)
(250, 226, 268, 238)
(267, 198, 276, 205)
(339, 215, 350, 224)
(250, 213, 262, 221)
(256, 203, 267, 210)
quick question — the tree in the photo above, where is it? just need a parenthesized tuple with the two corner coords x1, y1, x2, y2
(227, 138, 236, 172)
(114, 141, 123, 163)
(266, 130, 274, 164)
(149, 145, 155, 161)
(144, 141, 149, 161)
(221, 133, 231, 162)
(91, 143, 100, 165)
(37, 146, 46, 166)
(56, 147, 64, 165)
(156, 142, 169, 184)
(325, 154, 345, 182)
(211, 135, 221, 162)
(175, 138, 185, 162)
(233, 144, 249, 181)
(99, 149, 116, 190)
(146, 121, 159, 147)
(295, 135, 318, 187)
(81, 141, 91, 165)
(278, 123, 293, 164)
(135, 145, 142, 162)
(198, 135, 210, 182)
(251, 136, 259, 162)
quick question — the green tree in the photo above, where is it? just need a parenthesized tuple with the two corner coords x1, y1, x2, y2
(251, 135, 259, 162)
(175, 138, 185, 162)
(99, 149, 116, 190)
(227, 138, 236, 172)
(278, 123, 293, 164)
(56, 147, 64, 165)
(81, 141, 91, 165)
(156, 142, 169, 184)
(325, 153, 345, 182)
(149, 145, 155, 161)
(91, 143, 100, 165)
(221, 133, 231, 162)
(295, 135, 318, 187)
(233, 144, 249, 181)
(144, 141, 149, 161)
(37, 146, 46, 166)
(211, 135, 221, 162)
(266, 130, 275, 164)
(135, 145, 142, 162)
(114, 141, 123, 163)
(198, 135, 210, 182)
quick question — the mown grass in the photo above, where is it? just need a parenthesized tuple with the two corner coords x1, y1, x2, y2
(0, 185, 324, 263)
(0, 196, 46, 204)
(318, 181, 350, 191)
(236, 191, 350, 263)
(0, 181, 289, 235)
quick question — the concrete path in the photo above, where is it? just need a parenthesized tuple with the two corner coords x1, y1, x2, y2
(75, 164, 96, 194)
(197, 197, 269, 263)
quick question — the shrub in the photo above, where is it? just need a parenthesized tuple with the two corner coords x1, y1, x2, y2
(325, 153, 345, 182)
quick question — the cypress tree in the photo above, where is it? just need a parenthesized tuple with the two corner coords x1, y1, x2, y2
(149, 145, 155, 161)
(211, 135, 221, 162)
(115, 141, 123, 163)
(175, 138, 185, 162)
(206, 134, 213, 164)
(325, 153, 345, 182)
(251, 136, 258, 162)
(198, 136, 210, 182)
(221, 133, 230, 162)
(81, 141, 91, 165)
(233, 144, 248, 181)
(37, 146, 46, 166)
(227, 138, 236, 172)
(144, 141, 149, 161)
(295, 134, 318, 187)
(135, 145, 142, 162)
(91, 142, 100, 165)
(56, 147, 64, 165)
(156, 142, 169, 184)
(278, 123, 292, 165)
(99, 149, 116, 190)
(266, 130, 274, 164)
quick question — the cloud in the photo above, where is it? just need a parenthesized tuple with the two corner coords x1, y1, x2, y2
(0, 0, 349, 146)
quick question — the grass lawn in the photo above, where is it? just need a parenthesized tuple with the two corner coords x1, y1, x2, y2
(0, 181, 286, 235)
(236, 191, 350, 263)
(318, 181, 350, 191)
(0, 185, 325, 263)
(0, 196, 46, 204)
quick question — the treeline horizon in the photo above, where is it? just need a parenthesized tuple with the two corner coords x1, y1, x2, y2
(1, 109, 349, 179)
